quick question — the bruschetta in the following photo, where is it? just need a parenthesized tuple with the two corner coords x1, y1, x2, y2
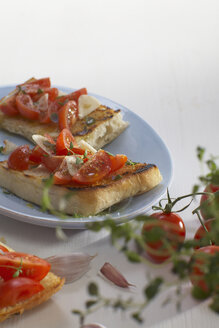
(0, 78, 128, 150)
(0, 129, 162, 216)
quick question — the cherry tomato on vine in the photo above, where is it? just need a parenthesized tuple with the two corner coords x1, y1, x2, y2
(194, 219, 216, 249)
(142, 212, 186, 262)
(8, 145, 30, 171)
(200, 184, 219, 220)
(0, 277, 44, 308)
(0, 252, 51, 281)
(190, 245, 219, 293)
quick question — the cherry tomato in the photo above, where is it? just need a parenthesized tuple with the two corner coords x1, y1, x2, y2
(142, 212, 186, 262)
(58, 100, 78, 130)
(54, 164, 73, 185)
(190, 245, 219, 292)
(57, 88, 87, 104)
(56, 128, 78, 155)
(8, 145, 30, 171)
(0, 252, 51, 281)
(16, 94, 40, 120)
(45, 87, 59, 101)
(0, 94, 18, 116)
(0, 277, 44, 308)
(194, 219, 216, 249)
(29, 145, 47, 164)
(200, 184, 219, 220)
(109, 154, 128, 172)
(41, 155, 65, 172)
(72, 150, 111, 185)
(18, 78, 51, 95)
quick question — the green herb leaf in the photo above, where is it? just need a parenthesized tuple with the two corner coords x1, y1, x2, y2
(88, 282, 99, 296)
(85, 300, 98, 309)
(0, 146, 3, 154)
(144, 277, 163, 301)
(76, 157, 84, 165)
(37, 88, 43, 94)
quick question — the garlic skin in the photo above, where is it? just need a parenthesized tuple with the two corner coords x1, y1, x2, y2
(45, 253, 95, 284)
(82, 324, 106, 328)
(100, 262, 134, 288)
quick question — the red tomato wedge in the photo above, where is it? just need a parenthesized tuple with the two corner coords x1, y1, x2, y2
(29, 145, 47, 163)
(0, 277, 44, 308)
(0, 252, 51, 281)
(18, 78, 51, 95)
(41, 155, 65, 172)
(72, 150, 111, 185)
(16, 94, 40, 120)
(54, 168, 73, 185)
(58, 100, 78, 130)
(56, 128, 78, 155)
(0, 245, 9, 253)
(0, 94, 18, 116)
(109, 154, 127, 172)
(8, 145, 30, 171)
(57, 88, 87, 104)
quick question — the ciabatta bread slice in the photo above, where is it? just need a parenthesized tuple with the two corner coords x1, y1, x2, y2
(0, 272, 65, 322)
(0, 161, 162, 216)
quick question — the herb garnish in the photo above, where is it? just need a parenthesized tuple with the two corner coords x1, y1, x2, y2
(0, 146, 3, 154)
(37, 88, 43, 94)
(76, 157, 84, 165)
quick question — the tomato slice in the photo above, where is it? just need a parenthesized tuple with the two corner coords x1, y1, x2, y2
(0, 245, 9, 253)
(16, 94, 40, 120)
(41, 155, 65, 172)
(54, 168, 73, 185)
(0, 94, 18, 116)
(58, 100, 78, 130)
(0, 277, 44, 308)
(56, 128, 78, 155)
(57, 88, 87, 104)
(45, 87, 59, 101)
(0, 252, 51, 281)
(8, 145, 30, 171)
(72, 150, 111, 185)
(109, 154, 128, 172)
(18, 78, 51, 95)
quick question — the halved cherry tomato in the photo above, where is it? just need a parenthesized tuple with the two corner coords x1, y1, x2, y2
(16, 94, 40, 120)
(45, 87, 59, 101)
(29, 145, 47, 163)
(18, 78, 51, 95)
(72, 150, 111, 185)
(54, 167, 73, 185)
(41, 155, 65, 172)
(142, 212, 186, 262)
(194, 219, 216, 249)
(8, 145, 30, 171)
(0, 277, 44, 308)
(57, 88, 87, 104)
(190, 245, 219, 292)
(0, 252, 51, 281)
(200, 184, 219, 220)
(56, 128, 78, 155)
(109, 154, 127, 172)
(0, 94, 18, 116)
(58, 100, 78, 130)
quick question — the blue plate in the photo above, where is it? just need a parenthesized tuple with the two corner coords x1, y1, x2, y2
(0, 86, 173, 229)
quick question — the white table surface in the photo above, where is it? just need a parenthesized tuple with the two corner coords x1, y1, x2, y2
(0, 1, 219, 327)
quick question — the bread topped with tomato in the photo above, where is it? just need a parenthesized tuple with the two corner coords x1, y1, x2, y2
(0, 77, 128, 150)
(0, 244, 65, 322)
(0, 129, 162, 216)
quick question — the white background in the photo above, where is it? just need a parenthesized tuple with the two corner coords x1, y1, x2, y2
(0, 1, 219, 327)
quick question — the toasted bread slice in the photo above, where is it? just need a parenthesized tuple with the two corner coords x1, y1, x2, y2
(0, 272, 65, 322)
(0, 161, 162, 216)
(0, 103, 128, 150)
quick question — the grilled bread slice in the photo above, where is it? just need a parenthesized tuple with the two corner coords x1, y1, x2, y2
(0, 272, 65, 322)
(0, 160, 162, 216)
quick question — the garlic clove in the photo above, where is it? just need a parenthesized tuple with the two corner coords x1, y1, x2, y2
(45, 253, 96, 284)
(100, 262, 135, 288)
(82, 324, 106, 328)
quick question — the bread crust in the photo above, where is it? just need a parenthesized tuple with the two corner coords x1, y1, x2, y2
(0, 105, 128, 150)
(0, 161, 162, 216)
(0, 272, 65, 322)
